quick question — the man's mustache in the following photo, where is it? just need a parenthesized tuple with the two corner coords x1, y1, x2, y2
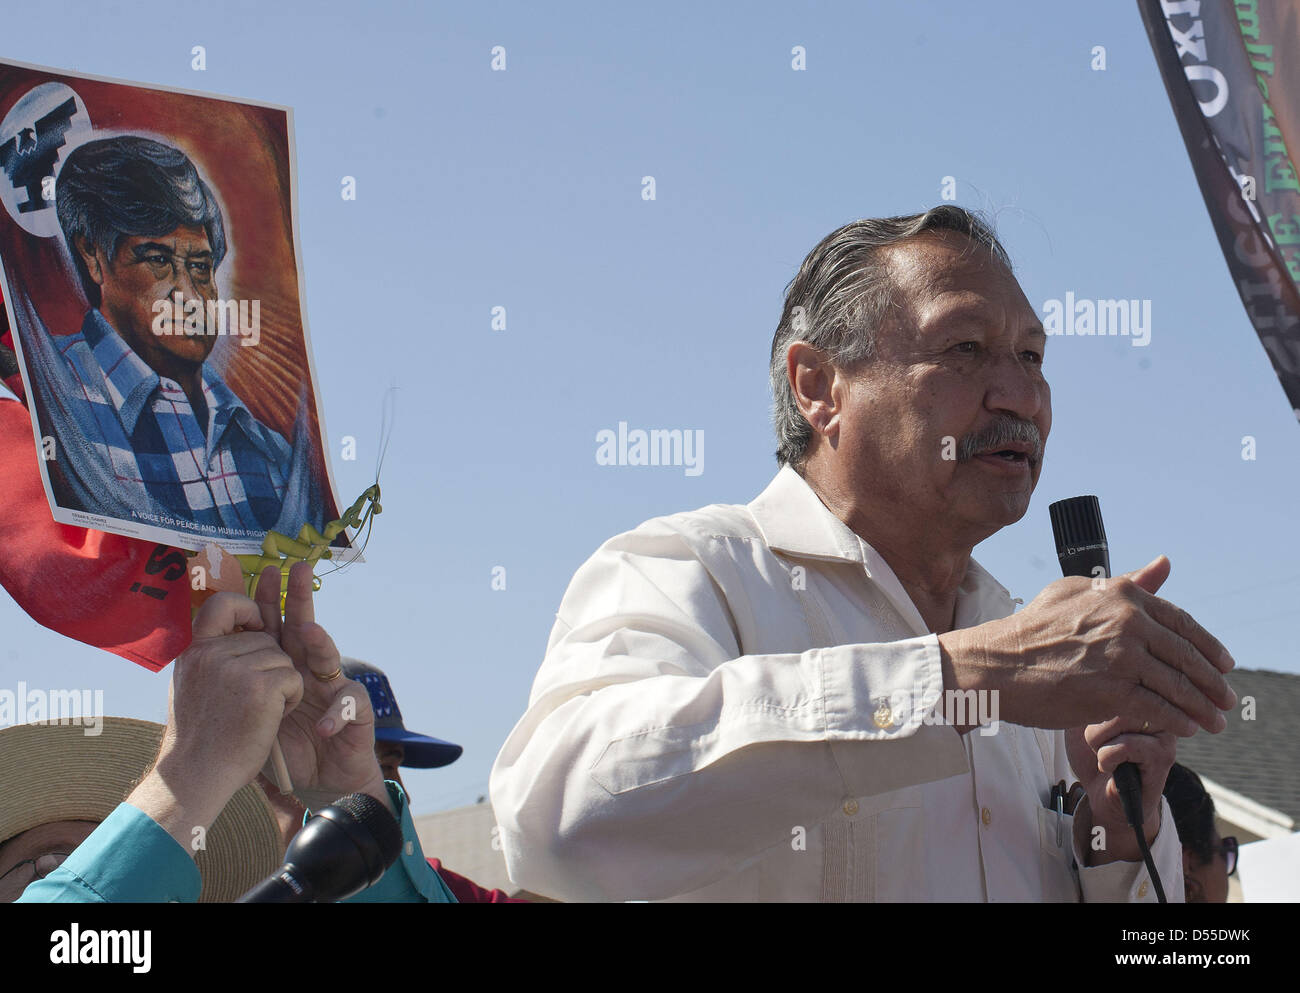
(957, 416, 1043, 463)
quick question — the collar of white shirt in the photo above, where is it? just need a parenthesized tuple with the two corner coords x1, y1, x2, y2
(748, 464, 1017, 636)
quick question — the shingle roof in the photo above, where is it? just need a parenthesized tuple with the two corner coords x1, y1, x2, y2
(1176, 668, 1300, 825)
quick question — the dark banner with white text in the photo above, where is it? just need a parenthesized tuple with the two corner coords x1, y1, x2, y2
(1139, 0, 1300, 418)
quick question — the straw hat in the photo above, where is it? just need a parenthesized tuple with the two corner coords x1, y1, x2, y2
(0, 717, 280, 902)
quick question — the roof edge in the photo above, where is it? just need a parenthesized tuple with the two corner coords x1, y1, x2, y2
(1202, 775, 1296, 839)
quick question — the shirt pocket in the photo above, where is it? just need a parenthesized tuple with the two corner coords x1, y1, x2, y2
(1036, 804, 1081, 902)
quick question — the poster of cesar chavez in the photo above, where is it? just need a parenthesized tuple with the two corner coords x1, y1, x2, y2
(0, 58, 350, 557)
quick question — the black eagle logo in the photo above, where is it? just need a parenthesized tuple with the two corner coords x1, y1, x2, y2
(0, 96, 78, 214)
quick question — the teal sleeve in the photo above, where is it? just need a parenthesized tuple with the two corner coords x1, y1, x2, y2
(16, 802, 201, 904)
(341, 781, 457, 904)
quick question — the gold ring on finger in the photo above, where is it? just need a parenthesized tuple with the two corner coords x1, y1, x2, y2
(313, 667, 343, 683)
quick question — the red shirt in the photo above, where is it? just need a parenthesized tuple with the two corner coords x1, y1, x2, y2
(427, 859, 528, 903)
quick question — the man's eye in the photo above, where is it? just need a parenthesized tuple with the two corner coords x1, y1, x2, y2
(1022, 350, 1043, 365)
(144, 254, 169, 266)
(188, 264, 212, 278)
(953, 341, 980, 354)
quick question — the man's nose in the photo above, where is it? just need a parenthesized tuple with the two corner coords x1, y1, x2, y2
(172, 268, 209, 299)
(984, 352, 1045, 421)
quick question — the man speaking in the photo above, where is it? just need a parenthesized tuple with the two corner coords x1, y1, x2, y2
(489, 206, 1237, 902)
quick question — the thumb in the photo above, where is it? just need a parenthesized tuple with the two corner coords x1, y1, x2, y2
(1121, 554, 1170, 595)
(1064, 725, 1095, 781)
(315, 680, 372, 739)
(192, 591, 264, 640)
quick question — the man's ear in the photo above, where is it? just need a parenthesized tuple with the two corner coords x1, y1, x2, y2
(73, 235, 105, 286)
(787, 342, 841, 441)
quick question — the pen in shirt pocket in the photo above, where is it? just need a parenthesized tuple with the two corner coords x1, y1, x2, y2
(1047, 779, 1085, 846)
(1050, 780, 1066, 846)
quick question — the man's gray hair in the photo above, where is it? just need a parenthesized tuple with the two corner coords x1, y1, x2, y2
(769, 205, 1013, 470)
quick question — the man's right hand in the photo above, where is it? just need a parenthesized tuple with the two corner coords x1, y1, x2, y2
(938, 555, 1236, 735)
(126, 590, 303, 854)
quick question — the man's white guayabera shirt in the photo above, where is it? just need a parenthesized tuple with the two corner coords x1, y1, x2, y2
(490, 466, 1183, 902)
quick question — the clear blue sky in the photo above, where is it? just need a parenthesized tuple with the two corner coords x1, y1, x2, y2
(1, 0, 1296, 817)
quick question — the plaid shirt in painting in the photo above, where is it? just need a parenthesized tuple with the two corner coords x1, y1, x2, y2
(57, 309, 291, 532)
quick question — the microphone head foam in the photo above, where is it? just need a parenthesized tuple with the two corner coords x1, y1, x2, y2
(1048, 495, 1111, 579)
(331, 790, 403, 865)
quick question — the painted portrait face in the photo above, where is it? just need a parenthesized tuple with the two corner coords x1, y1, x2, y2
(77, 222, 220, 372)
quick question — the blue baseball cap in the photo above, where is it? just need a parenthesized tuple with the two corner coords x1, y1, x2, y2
(340, 658, 463, 768)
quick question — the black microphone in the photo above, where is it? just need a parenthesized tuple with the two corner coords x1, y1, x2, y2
(1048, 496, 1144, 829)
(237, 791, 402, 903)
(1049, 496, 1166, 902)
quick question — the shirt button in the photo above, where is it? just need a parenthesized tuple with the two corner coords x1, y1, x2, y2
(1138, 880, 1149, 899)
(405, 841, 415, 856)
(843, 799, 860, 816)
(872, 702, 894, 728)
(981, 806, 992, 826)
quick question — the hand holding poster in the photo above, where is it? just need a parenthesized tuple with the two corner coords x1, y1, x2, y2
(0, 59, 362, 670)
